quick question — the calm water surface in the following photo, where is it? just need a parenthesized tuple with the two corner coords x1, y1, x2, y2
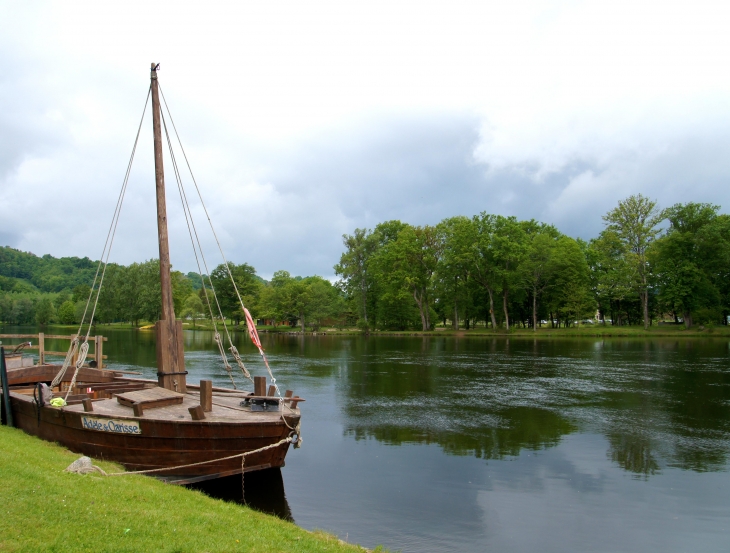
(4, 328, 730, 552)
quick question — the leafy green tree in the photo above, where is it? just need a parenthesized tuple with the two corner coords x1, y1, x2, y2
(371, 224, 442, 331)
(651, 203, 728, 327)
(34, 297, 55, 325)
(57, 300, 76, 325)
(519, 223, 561, 331)
(437, 216, 475, 329)
(72, 284, 92, 303)
(209, 262, 260, 324)
(587, 230, 635, 325)
(547, 236, 596, 326)
(0, 295, 13, 323)
(603, 194, 662, 329)
(492, 216, 528, 330)
(334, 228, 378, 328)
(182, 293, 205, 328)
(303, 276, 344, 330)
(470, 214, 500, 329)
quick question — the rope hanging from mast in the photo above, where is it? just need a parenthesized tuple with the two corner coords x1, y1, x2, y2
(52, 87, 152, 396)
(159, 85, 258, 386)
(158, 85, 293, 411)
(54, 74, 291, 403)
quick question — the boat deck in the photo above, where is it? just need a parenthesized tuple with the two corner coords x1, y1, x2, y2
(57, 390, 298, 423)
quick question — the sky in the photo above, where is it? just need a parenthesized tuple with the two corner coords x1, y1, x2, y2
(1, 0, 729, 280)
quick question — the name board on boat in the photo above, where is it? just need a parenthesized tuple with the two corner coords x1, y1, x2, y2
(81, 417, 141, 435)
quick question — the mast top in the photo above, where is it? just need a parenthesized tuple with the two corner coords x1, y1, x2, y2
(151, 62, 160, 79)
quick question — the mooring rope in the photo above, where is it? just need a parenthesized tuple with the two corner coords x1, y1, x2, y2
(102, 433, 297, 476)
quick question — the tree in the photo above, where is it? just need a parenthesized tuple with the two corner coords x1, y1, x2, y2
(492, 216, 528, 330)
(588, 230, 635, 325)
(603, 194, 662, 329)
(437, 216, 475, 329)
(209, 262, 260, 324)
(520, 223, 561, 331)
(650, 203, 727, 328)
(371, 224, 443, 331)
(470, 214, 500, 329)
(34, 297, 55, 325)
(334, 228, 377, 328)
(303, 276, 344, 330)
(182, 293, 205, 328)
(57, 300, 76, 325)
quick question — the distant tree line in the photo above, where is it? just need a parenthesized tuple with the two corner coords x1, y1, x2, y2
(1, 195, 728, 331)
(0, 250, 345, 331)
(335, 196, 730, 330)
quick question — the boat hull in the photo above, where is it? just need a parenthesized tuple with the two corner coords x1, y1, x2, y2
(9, 388, 299, 485)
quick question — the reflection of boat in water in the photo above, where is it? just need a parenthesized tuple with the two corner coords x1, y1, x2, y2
(190, 467, 294, 522)
(0, 63, 302, 484)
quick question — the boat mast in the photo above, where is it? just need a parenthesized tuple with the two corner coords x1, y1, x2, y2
(150, 62, 187, 393)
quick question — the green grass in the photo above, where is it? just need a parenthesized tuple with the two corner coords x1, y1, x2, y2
(0, 426, 365, 553)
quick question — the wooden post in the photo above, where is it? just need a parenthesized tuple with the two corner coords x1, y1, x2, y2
(82, 398, 94, 412)
(200, 380, 212, 412)
(150, 62, 186, 393)
(290, 396, 302, 409)
(71, 334, 79, 368)
(38, 333, 45, 365)
(284, 390, 293, 399)
(254, 376, 266, 397)
(188, 405, 205, 420)
(95, 335, 103, 369)
(0, 347, 14, 427)
(267, 384, 276, 397)
(133, 403, 145, 417)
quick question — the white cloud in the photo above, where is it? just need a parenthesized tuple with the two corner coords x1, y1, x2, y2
(1, 0, 729, 277)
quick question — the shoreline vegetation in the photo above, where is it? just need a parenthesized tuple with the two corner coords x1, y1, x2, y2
(0, 425, 368, 553)
(1, 196, 729, 335)
(6, 321, 727, 339)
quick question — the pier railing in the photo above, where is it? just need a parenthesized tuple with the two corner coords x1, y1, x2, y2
(0, 333, 108, 368)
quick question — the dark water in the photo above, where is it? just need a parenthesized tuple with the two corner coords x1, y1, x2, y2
(3, 327, 730, 552)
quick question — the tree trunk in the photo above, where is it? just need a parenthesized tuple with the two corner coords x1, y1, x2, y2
(641, 289, 649, 330)
(532, 286, 538, 332)
(683, 310, 693, 329)
(453, 305, 459, 330)
(361, 280, 368, 324)
(413, 289, 428, 331)
(502, 289, 510, 331)
(487, 288, 497, 329)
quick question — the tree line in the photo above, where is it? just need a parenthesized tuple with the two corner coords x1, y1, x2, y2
(0, 253, 345, 331)
(335, 196, 730, 331)
(1, 195, 728, 331)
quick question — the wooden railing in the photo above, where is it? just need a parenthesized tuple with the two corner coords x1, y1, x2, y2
(0, 333, 108, 368)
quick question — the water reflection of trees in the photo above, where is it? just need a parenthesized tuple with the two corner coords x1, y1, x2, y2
(345, 407, 576, 460)
(606, 433, 660, 478)
(339, 337, 730, 476)
(97, 331, 730, 477)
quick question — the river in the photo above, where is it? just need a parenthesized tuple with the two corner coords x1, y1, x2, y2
(3, 327, 730, 552)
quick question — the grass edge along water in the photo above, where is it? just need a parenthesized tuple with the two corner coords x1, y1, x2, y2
(0, 425, 371, 553)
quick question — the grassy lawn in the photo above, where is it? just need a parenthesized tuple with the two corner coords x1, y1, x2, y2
(0, 426, 366, 553)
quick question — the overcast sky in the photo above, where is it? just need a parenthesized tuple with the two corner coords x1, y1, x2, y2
(1, 0, 729, 279)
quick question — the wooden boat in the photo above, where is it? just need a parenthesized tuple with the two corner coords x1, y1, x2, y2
(0, 64, 302, 485)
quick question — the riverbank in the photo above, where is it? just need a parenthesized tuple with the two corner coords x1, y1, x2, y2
(14, 322, 730, 339)
(0, 426, 366, 553)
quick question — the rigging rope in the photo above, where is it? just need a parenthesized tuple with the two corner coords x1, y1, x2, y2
(159, 85, 298, 425)
(159, 109, 250, 387)
(52, 87, 151, 395)
(159, 86, 255, 385)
